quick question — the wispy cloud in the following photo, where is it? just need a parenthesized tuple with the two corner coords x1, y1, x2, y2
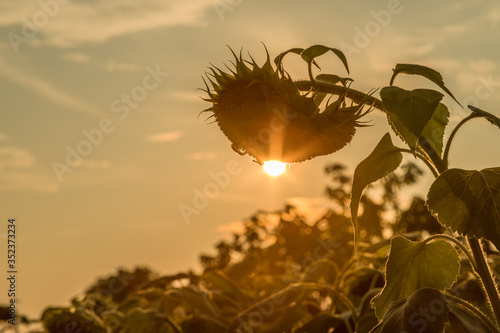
(103, 60, 140, 72)
(60, 52, 92, 63)
(215, 221, 245, 235)
(123, 219, 170, 232)
(0, 0, 216, 47)
(184, 151, 216, 160)
(0, 146, 59, 193)
(169, 90, 204, 103)
(146, 131, 185, 143)
(0, 146, 35, 170)
(60, 53, 140, 72)
(0, 57, 103, 115)
(79, 160, 112, 169)
(0, 171, 59, 193)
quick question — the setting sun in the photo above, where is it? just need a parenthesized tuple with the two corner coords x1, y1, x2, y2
(263, 161, 288, 177)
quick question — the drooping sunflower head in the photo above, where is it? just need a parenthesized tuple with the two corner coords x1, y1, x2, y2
(200, 46, 370, 164)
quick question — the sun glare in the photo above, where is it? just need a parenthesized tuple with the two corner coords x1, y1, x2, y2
(263, 161, 287, 177)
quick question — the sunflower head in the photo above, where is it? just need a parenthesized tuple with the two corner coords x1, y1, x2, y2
(200, 46, 370, 164)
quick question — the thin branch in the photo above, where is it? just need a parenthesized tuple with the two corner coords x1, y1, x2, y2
(398, 149, 440, 178)
(295, 80, 447, 174)
(443, 113, 479, 168)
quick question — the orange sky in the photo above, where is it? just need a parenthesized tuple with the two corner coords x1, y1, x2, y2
(1, 0, 500, 321)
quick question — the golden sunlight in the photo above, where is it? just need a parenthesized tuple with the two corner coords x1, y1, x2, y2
(263, 161, 287, 177)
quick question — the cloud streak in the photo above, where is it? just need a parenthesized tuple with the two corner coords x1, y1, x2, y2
(0, 0, 216, 47)
(146, 131, 185, 143)
(0, 57, 103, 115)
(0, 146, 35, 170)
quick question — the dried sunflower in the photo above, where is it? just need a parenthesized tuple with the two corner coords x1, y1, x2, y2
(200, 47, 371, 164)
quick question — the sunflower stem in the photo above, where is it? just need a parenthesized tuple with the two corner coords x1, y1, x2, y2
(443, 113, 479, 168)
(468, 237, 500, 327)
(295, 80, 448, 173)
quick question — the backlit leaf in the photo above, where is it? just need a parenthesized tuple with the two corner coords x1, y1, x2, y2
(468, 105, 500, 129)
(372, 236, 459, 319)
(420, 103, 449, 157)
(370, 288, 449, 333)
(427, 168, 500, 249)
(390, 63, 461, 106)
(301, 45, 350, 74)
(351, 133, 403, 250)
(381, 86, 443, 152)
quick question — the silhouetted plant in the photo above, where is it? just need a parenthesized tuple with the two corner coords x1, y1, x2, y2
(38, 45, 500, 333)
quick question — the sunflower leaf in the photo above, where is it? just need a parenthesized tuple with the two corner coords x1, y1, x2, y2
(351, 133, 402, 250)
(301, 45, 350, 74)
(427, 167, 500, 249)
(389, 63, 461, 106)
(419, 103, 450, 157)
(468, 105, 500, 128)
(372, 236, 460, 319)
(381, 86, 443, 153)
(371, 288, 449, 333)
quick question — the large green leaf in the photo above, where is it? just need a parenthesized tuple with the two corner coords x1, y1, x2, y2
(381, 86, 443, 152)
(372, 236, 460, 319)
(351, 133, 403, 249)
(390, 63, 461, 106)
(370, 288, 449, 333)
(427, 168, 500, 249)
(300, 45, 350, 74)
(420, 103, 450, 157)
